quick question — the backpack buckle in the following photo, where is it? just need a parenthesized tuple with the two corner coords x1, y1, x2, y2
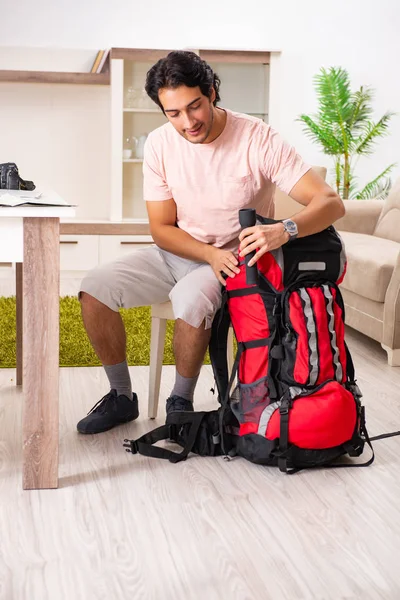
(123, 439, 138, 454)
(212, 432, 221, 445)
(349, 382, 363, 399)
(279, 397, 292, 416)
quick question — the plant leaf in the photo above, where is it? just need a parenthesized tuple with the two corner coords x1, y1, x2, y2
(355, 163, 397, 199)
(354, 112, 396, 155)
(297, 66, 397, 202)
(297, 115, 342, 154)
(313, 67, 353, 152)
(348, 86, 374, 133)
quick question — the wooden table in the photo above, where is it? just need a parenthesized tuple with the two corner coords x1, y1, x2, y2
(0, 193, 75, 489)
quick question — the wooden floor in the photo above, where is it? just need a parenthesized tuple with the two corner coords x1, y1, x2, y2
(1, 327, 400, 600)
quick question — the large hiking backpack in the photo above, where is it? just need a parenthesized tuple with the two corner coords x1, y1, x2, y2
(216, 218, 371, 472)
(124, 216, 374, 473)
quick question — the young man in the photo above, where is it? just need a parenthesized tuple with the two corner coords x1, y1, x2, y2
(77, 51, 345, 434)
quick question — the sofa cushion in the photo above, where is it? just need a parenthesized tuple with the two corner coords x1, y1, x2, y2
(373, 177, 400, 243)
(339, 231, 400, 302)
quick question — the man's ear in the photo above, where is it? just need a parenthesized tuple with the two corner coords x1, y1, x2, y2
(210, 86, 216, 103)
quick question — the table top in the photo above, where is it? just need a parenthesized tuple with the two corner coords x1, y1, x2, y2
(0, 189, 76, 218)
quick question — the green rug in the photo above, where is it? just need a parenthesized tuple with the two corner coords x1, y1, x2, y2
(0, 296, 211, 368)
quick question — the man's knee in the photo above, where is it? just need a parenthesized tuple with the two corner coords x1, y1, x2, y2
(170, 285, 221, 329)
(79, 291, 118, 320)
(79, 290, 101, 309)
(79, 266, 121, 312)
(79, 290, 90, 305)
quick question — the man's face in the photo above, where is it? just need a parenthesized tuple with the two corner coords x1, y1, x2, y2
(158, 85, 215, 144)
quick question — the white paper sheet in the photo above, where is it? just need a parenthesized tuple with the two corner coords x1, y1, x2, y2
(0, 190, 76, 207)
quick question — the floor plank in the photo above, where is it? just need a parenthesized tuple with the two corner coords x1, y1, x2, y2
(1, 327, 400, 599)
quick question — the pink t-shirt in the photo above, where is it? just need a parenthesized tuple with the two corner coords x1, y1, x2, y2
(143, 108, 311, 251)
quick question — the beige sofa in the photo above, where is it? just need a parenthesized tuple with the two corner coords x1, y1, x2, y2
(335, 179, 400, 366)
(274, 170, 400, 366)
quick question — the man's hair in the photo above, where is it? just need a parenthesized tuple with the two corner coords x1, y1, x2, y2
(145, 51, 221, 112)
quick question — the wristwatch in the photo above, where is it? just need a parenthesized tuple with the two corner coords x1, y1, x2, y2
(282, 218, 298, 241)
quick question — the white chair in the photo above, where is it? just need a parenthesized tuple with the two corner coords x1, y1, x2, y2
(148, 300, 235, 418)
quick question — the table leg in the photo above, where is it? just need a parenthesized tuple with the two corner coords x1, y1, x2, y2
(16, 262, 23, 386)
(22, 217, 60, 490)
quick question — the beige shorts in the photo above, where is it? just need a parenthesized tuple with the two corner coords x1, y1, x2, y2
(79, 245, 222, 329)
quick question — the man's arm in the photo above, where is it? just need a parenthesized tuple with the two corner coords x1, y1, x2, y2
(147, 198, 211, 262)
(147, 199, 240, 285)
(284, 168, 345, 236)
(239, 169, 345, 266)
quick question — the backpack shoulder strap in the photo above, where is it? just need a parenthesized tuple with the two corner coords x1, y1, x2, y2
(209, 294, 231, 404)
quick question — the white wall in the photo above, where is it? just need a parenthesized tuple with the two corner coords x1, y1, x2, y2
(1, 0, 399, 211)
(0, 81, 110, 220)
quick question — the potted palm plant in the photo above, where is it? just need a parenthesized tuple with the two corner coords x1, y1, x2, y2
(297, 67, 396, 199)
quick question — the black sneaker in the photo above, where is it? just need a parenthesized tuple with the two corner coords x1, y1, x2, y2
(77, 389, 139, 434)
(166, 395, 194, 416)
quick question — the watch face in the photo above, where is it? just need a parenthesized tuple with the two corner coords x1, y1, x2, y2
(284, 219, 298, 235)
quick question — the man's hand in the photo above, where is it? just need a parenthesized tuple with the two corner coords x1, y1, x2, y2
(206, 247, 240, 286)
(239, 223, 289, 267)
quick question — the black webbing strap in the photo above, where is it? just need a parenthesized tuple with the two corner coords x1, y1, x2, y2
(344, 340, 356, 383)
(219, 343, 244, 456)
(124, 425, 174, 460)
(227, 288, 260, 298)
(241, 338, 270, 350)
(123, 412, 205, 463)
(370, 430, 400, 442)
(209, 300, 231, 403)
(277, 395, 292, 473)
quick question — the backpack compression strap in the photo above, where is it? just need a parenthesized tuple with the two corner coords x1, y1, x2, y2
(123, 412, 205, 463)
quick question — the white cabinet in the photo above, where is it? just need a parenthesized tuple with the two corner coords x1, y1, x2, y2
(59, 235, 99, 271)
(110, 51, 169, 223)
(59, 233, 155, 271)
(98, 234, 154, 264)
(110, 48, 271, 224)
(206, 61, 269, 121)
(0, 263, 13, 280)
(198, 50, 270, 124)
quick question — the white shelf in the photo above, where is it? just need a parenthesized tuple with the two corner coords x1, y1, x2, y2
(123, 159, 143, 163)
(123, 108, 161, 113)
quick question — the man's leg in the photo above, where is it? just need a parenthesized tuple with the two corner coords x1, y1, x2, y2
(169, 318, 211, 403)
(174, 318, 211, 377)
(76, 246, 175, 433)
(167, 262, 222, 412)
(80, 293, 126, 365)
(80, 293, 132, 400)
